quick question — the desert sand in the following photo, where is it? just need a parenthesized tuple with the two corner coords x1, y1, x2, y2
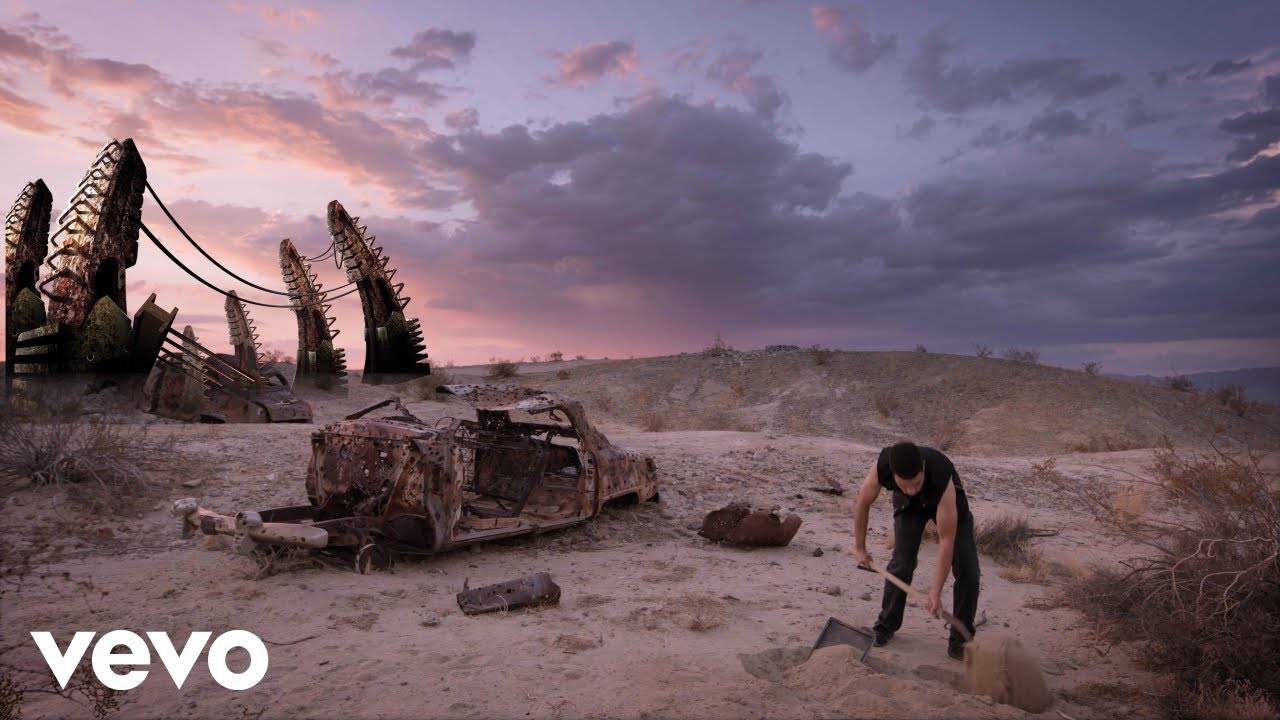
(3, 349, 1275, 719)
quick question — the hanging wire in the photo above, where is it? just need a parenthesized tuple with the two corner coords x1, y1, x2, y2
(146, 182, 358, 295)
(140, 221, 359, 309)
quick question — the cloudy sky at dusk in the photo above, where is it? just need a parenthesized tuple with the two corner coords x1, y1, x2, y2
(2, 0, 1278, 374)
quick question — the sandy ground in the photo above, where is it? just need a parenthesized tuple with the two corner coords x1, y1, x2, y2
(0, 368, 1189, 719)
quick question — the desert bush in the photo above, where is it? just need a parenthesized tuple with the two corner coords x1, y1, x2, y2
(1165, 373, 1197, 393)
(696, 407, 755, 432)
(975, 514, 1045, 565)
(548, 350, 564, 362)
(257, 347, 294, 365)
(1066, 434, 1144, 453)
(0, 396, 171, 512)
(555, 369, 571, 380)
(1002, 346, 1040, 364)
(1082, 361, 1101, 376)
(640, 411, 667, 432)
(574, 354, 586, 361)
(1057, 440, 1280, 717)
(487, 359, 519, 378)
(914, 344, 928, 353)
(703, 332, 733, 356)
(926, 413, 962, 451)
(413, 370, 454, 400)
(1211, 384, 1257, 418)
(973, 344, 993, 359)
(807, 344, 834, 366)
(873, 392, 899, 418)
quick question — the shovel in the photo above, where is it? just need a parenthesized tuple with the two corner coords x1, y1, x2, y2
(856, 561, 971, 641)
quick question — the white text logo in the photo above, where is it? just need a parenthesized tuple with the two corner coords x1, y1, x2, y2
(31, 630, 268, 691)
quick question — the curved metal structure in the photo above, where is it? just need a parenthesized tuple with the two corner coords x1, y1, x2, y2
(4, 179, 53, 375)
(327, 200, 428, 383)
(224, 290, 261, 373)
(42, 139, 147, 328)
(279, 238, 347, 389)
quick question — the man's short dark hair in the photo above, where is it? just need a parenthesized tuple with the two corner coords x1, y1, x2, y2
(888, 441, 923, 479)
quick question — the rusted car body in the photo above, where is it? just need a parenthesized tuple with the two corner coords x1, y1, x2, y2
(174, 384, 659, 570)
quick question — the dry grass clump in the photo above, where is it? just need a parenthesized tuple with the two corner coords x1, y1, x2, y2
(696, 407, 756, 432)
(1212, 384, 1262, 418)
(807, 344, 834, 366)
(974, 514, 1046, 565)
(1066, 433, 1145, 453)
(1081, 361, 1101, 376)
(1165, 373, 1197, 392)
(926, 413, 963, 451)
(703, 332, 733, 357)
(914, 344, 928, 353)
(0, 392, 171, 512)
(681, 595, 728, 632)
(487, 359, 519, 378)
(873, 392, 899, 418)
(413, 370, 454, 400)
(1057, 439, 1280, 718)
(1002, 346, 1040, 364)
(547, 351, 564, 362)
(640, 411, 667, 432)
(555, 369, 571, 380)
(973, 343, 993, 359)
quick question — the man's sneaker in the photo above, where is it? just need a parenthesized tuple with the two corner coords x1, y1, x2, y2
(872, 627, 893, 647)
(947, 641, 965, 661)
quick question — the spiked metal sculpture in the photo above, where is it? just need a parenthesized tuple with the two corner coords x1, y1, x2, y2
(279, 238, 347, 390)
(327, 200, 428, 384)
(4, 179, 53, 375)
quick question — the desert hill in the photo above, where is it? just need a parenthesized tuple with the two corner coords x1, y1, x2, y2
(445, 348, 1278, 456)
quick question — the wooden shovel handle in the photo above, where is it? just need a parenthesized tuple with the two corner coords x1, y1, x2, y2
(859, 562, 973, 642)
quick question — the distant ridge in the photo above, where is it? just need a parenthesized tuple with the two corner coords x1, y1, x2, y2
(1115, 366, 1280, 404)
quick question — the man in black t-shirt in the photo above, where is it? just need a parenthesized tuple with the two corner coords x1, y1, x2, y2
(851, 441, 980, 660)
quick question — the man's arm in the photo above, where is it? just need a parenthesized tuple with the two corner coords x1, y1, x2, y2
(926, 479, 958, 616)
(852, 462, 881, 567)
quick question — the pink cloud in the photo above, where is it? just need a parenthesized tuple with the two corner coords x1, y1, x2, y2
(259, 6, 320, 31)
(550, 40, 636, 87)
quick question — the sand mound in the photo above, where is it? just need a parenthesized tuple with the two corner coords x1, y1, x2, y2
(964, 634, 1052, 713)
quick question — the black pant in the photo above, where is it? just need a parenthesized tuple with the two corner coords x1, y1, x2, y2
(873, 508, 980, 646)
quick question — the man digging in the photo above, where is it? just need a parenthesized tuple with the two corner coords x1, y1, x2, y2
(851, 441, 980, 660)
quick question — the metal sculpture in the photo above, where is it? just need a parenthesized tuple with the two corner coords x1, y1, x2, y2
(4, 179, 53, 376)
(279, 238, 347, 390)
(327, 200, 429, 384)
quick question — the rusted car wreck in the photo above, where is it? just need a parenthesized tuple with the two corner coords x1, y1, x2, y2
(174, 384, 659, 571)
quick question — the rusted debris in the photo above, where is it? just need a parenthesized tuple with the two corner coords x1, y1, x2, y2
(278, 237, 347, 391)
(327, 200, 428, 384)
(141, 292, 312, 423)
(174, 384, 659, 571)
(808, 475, 844, 495)
(457, 572, 561, 615)
(4, 179, 53, 377)
(699, 502, 802, 547)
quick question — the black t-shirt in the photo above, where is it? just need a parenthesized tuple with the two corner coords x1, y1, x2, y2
(876, 445, 971, 522)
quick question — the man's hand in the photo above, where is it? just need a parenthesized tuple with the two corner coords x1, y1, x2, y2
(853, 547, 873, 569)
(925, 589, 942, 617)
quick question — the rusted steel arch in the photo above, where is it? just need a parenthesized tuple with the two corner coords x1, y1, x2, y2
(279, 238, 347, 387)
(5, 180, 53, 374)
(224, 290, 262, 374)
(41, 138, 147, 328)
(327, 200, 429, 381)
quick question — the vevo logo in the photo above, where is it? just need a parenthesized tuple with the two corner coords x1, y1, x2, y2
(31, 630, 268, 691)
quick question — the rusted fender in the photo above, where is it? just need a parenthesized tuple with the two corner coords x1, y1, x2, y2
(457, 572, 561, 615)
(698, 502, 802, 547)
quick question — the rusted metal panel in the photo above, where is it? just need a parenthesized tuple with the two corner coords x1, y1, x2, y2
(4, 179, 53, 375)
(279, 238, 347, 389)
(457, 572, 561, 615)
(327, 200, 428, 382)
(699, 503, 803, 546)
(42, 139, 146, 331)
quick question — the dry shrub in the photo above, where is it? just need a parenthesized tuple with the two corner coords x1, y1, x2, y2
(548, 351, 564, 362)
(1058, 439, 1280, 718)
(487, 359, 519, 378)
(973, 343, 993, 359)
(927, 413, 962, 451)
(555, 369, 571, 380)
(574, 354, 586, 361)
(412, 370, 454, 400)
(1165, 373, 1197, 393)
(873, 392, 899, 418)
(1082, 361, 1101, 376)
(697, 407, 755, 432)
(682, 595, 727, 632)
(703, 332, 733, 356)
(807, 344, 834, 366)
(1212, 384, 1259, 418)
(0, 394, 171, 512)
(640, 411, 667, 432)
(975, 514, 1043, 565)
(1002, 346, 1040, 364)
(914, 344, 928, 353)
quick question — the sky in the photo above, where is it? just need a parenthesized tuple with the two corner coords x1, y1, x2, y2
(1, 0, 1278, 375)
